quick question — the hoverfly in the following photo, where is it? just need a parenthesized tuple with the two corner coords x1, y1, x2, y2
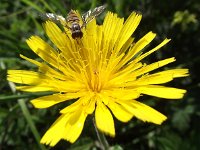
(41, 5, 106, 39)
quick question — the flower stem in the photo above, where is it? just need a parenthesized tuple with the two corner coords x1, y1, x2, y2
(93, 117, 110, 150)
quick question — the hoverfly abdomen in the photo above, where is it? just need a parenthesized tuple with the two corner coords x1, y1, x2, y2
(66, 10, 80, 24)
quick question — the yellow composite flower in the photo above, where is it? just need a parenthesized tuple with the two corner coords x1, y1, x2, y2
(7, 11, 188, 146)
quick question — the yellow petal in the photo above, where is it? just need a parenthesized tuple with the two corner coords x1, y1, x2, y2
(84, 97, 96, 114)
(131, 69, 189, 85)
(102, 12, 124, 47)
(136, 85, 186, 99)
(128, 74, 173, 86)
(20, 54, 41, 66)
(134, 38, 171, 63)
(107, 63, 142, 86)
(62, 108, 87, 143)
(20, 54, 67, 80)
(85, 19, 97, 44)
(7, 70, 48, 85)
(60, 93, 94, 114)
(114, 12, 142, 54)
(43, 21, 72, 54)
(41, 108, 87, 145)
(156, 69, 189, 78)
(102, 89, 140, 101)
(60, 99, 82, 113)
(117, 31, 156, 69)
(31, 93, 82, 108)
(107, 100, 134, 122)
(48, 80, 86, 93)
(41, 114, 70, 146)
(95, 101, 115, 137)
(121, 100, 167, 124)
(134, 57, 176, 77)
(110, 58, 177, 88)
(26, 36, 60, 68)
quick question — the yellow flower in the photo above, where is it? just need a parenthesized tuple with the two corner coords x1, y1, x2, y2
(7, 11, 188, 146)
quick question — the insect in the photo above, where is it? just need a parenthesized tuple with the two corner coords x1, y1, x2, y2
(41, 5, 107, 39)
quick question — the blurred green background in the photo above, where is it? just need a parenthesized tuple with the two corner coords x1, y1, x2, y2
(0, 0, 199, 150)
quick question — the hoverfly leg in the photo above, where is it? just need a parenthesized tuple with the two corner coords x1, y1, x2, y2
(81, 21, 87, 29)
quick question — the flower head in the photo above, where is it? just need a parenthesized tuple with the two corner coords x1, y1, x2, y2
(7, 11, 188, 146)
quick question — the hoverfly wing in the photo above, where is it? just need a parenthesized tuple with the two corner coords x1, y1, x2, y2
(40, 13, 67, 26)
(82, 4, 107, 25)
(91, 4, 107, 17)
